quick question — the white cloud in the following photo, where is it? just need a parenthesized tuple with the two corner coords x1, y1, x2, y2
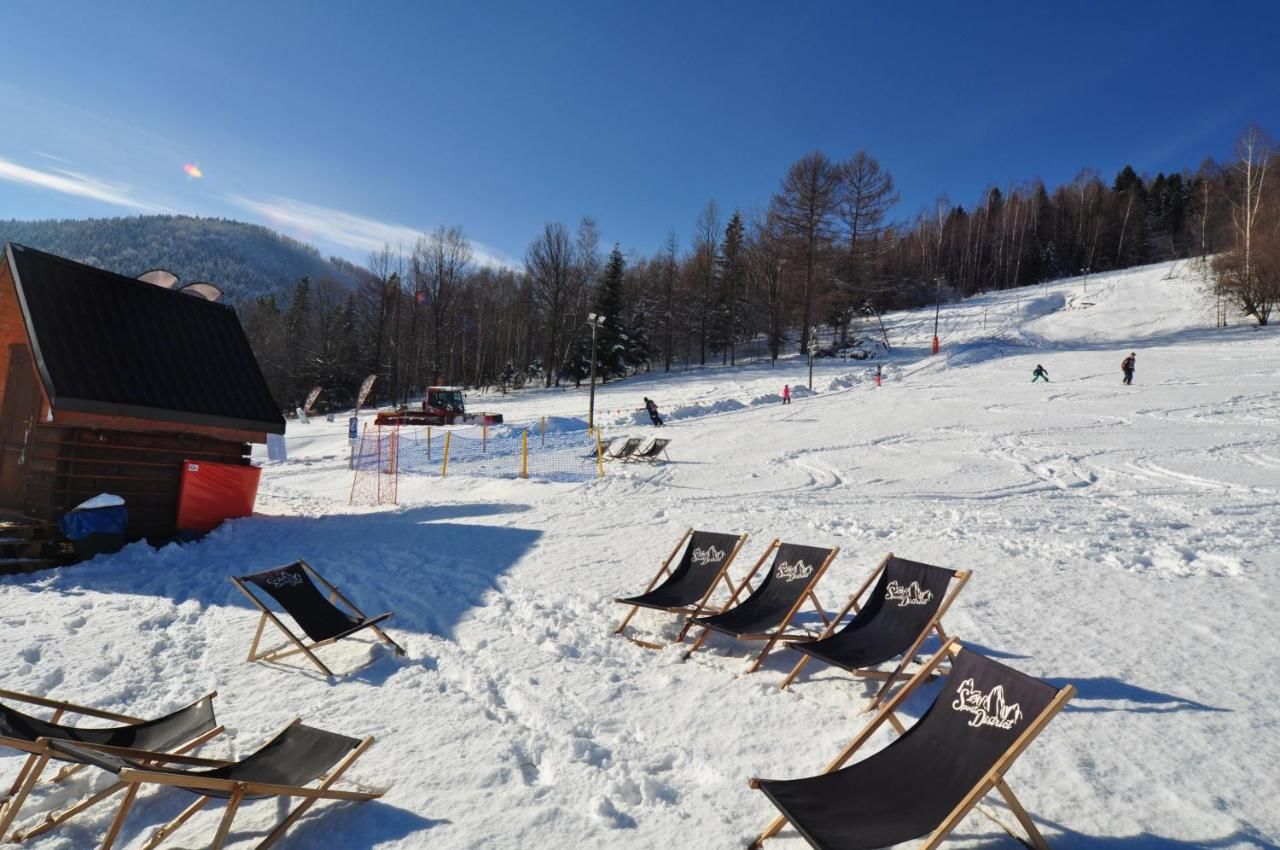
(225, 193, 514, 269)
(0, 156, 162, 211)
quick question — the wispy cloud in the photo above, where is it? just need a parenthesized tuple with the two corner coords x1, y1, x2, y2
(225, 193, 514, 269)
(0, 156, 163, 211)
(33, 150, 71, 164)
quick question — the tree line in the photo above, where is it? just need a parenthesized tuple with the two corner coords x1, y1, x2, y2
(239, 124, 1280, 411)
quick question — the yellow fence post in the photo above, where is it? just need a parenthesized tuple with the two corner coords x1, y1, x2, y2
(522, 431, 529, 479)
(442, 431, 451, 477)
(596, 429, 605, 479)
(427, 426, 432, 460)
(483, 421, 488, 453)
(541, 416, 547, 447)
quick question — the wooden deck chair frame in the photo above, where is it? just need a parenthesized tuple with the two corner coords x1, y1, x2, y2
(0, 690, 225, 843)
(587, 436, 616, 460)
(626, 438, 671, 463)
(605, 437, 644, 461)
(63, 719, 382, 850)
(683, 541, 838, 673)
(612, 528, 749, 648)
(749, 637, 1076, 850)
(231, 559, 406, 677)
(778, 552, 971, 710)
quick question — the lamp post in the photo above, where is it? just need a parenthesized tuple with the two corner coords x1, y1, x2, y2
(587, 312, 605, 429)
(807, 325, 818, 390)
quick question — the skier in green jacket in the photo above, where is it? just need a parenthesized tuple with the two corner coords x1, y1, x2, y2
(1031, 364, 1049, 383)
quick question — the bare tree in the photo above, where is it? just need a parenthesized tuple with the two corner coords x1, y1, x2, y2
(1215, 126, 1276, 324)
(770, 151, 841, 352)
(524, 222, 577, 386)
(837, 151, 897, 339)
(692, 199, 721, 364)
(413, 226, 473, 383)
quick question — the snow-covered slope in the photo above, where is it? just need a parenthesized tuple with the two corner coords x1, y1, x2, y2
(4, 261, 1278, 849)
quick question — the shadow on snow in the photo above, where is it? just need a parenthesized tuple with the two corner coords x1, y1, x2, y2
(8, 502, 540, 642)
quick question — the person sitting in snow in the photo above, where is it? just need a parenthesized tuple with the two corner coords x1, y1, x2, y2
(1031, 364, 1049, 383)
(1121, 352, 1136, 385)
(781, 384, 791, 405)
(644, 397, 664, 426)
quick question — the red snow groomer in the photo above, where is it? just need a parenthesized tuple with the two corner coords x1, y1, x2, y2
(375, 386, 503, 427)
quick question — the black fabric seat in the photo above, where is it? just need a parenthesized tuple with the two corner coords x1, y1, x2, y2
(51, 722, 362, 800)
(629, 438, 670, 462)
(617, 531, 743, 611)
(34, 720, 381, 849)
(789, 557, 956, 671)
(0, 695, 216, 755)
(232, 560, 403, 677)
(0, 693, 222, 845)
(241, 562, 366, 642)
(755, 649, 1059, 849)
(695, 543, 833, 637)
(606, 437, 644, 460)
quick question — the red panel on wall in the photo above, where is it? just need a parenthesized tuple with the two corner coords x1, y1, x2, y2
(176, 459, 262, 534)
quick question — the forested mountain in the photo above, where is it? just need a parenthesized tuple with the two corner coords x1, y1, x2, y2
(0, 215, 357, 300)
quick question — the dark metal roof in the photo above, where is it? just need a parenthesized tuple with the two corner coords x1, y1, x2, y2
(5, 243, 285, 436)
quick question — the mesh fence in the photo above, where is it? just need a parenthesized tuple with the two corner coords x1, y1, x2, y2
(351, 421, 604, 504)
(349, 424, 400, 505)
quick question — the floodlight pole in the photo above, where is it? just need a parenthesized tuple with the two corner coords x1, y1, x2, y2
(587, 313, 605, 429)
(807, 325, 818, 390)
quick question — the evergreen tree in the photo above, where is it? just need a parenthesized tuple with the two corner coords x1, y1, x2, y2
(592, 245, 629, 380)
(284, 276, 314, 407)
(716, 211, 746, 363)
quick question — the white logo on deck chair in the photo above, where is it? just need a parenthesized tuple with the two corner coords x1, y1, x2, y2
(691, 545, 726, 566)
(885, 580, 933, 607)
(951, 679, 1023, 730)
(776, 560, 814, 582)
(264, 571, 306, 588)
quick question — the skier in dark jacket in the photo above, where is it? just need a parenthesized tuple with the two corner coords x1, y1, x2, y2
(1121, 352, 1136, 385)
(644, 397, 664, 426)
(1031, 364, 1049, 383)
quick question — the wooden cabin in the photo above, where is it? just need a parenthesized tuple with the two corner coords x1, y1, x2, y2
(0, 243, 285, 543)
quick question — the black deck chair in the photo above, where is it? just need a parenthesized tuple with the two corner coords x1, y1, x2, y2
(750, 639, 1075, 850)
(613, 528, 749, 647)
(587, 436, 616, 459)
(628, 437, 671, 463)
(780, 553, 971, 707)
(605, 436, 644, 461)
(232, 560, 406, 677)
(45, 719, 382, 850)
(0, 690, 222, 842)
(684, 540, 838, 673)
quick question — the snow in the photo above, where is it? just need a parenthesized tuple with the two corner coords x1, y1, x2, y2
(4, 260, 1279, 848)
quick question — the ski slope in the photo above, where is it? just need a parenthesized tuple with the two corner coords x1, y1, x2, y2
(3, 261, 1278, 849)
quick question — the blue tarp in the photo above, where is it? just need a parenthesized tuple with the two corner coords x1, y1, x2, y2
(58, 505, 128, 541)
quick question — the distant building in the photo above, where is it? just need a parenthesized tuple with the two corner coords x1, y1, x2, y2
(0, 243, 284, 545)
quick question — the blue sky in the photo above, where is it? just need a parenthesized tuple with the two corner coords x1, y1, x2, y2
(1, 1, 1276, 268)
